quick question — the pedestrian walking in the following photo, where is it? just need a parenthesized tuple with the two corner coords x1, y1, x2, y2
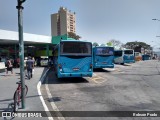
(26, 56, 34, 79)
(32, 57, 35, 75)
(6, 58, 13, 74)
(24, 57, 27, 77)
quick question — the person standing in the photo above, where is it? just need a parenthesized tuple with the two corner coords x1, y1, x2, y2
(6, 58, 13, 74)
(26, 56, 34, 79)
(32, 57, 35, 75)
(24, 57, 28, 77)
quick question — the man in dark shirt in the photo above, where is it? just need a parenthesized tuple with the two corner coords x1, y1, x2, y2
(26, 56, 34, 79)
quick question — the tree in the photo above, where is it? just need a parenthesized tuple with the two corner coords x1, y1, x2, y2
(68, 32, 81, 40)
(93, 42, 99, 47)
(124, 41, 151, 49)
(124, 41, 152, 54)
(107, 39, 123, 48)
(100, 44, 106, 46)
(106, 42, 112, 46)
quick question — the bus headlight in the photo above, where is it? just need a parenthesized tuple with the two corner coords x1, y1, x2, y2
(88, 64, 92, 71)
(58, 64, 63, 72)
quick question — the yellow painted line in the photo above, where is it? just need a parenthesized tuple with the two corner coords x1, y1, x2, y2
(94, 76, 107, 83)
(114, 68, 123, 72)
(93, 79, 107, 84)
(92, 76, 102, 80)
(89, 75, 107, 84)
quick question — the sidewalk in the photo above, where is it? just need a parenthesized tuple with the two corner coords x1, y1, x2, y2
(0, 67, 48, 120)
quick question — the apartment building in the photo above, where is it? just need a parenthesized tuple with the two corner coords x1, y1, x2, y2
(51, 7, 76, 36)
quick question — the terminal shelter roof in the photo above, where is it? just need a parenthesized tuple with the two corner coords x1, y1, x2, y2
(0, 29, 51, 44)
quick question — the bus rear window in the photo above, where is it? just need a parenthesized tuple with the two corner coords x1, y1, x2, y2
(60, 42, 92, 56)
(124, 50, 133, 54)
(96, 47, 114, 55)
(114, 51, 122, 56)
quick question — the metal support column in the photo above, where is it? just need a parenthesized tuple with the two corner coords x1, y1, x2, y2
(16, 0, 26, 109)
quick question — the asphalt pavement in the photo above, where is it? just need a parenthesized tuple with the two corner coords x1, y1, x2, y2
(1, 60, 160, 120)
(41, 60, 160, 120)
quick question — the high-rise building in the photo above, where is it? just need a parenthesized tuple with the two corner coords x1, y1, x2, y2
(51, 7, 76, 36)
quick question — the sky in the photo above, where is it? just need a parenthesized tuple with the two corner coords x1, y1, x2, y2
(0, 0, 160, 51)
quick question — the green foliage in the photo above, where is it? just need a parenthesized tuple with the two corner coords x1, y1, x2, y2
(108, 39, 122, 47)
(93, 42, 99, 47)
(100, 44, 106, 46)
(68, 32, 81, 40)
(124, 41, 151, 49)
(106, 42, 113, 46)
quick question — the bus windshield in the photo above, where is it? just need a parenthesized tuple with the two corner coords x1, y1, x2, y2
(114, 51, 122, 56)
(124, 50, 133, 54)
(60, 42, 92, 56)
(96, 47, 114, 55)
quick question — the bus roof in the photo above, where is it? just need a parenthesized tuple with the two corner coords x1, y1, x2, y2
(60, 40, 91, 43)
(124, 48, 133, 50)
(53, 40, 92, 50)
(114, 49, 123, 51)
(93, 46, 114, 48)
(114, 49, 133, 51)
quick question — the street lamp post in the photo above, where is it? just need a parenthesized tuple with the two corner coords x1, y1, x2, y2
(16, 0, 26, 109)
(152, 41, 160, 45)
(152, 18, 160, 52)
(152, 19, 160, 37)
(152, 19, 160, 21)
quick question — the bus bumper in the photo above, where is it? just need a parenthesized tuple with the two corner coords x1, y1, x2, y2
(58, 72, 93, 78)
(94, 64, 114, 69)
(124, 60, 135, 63)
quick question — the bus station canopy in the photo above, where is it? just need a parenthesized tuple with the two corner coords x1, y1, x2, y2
(0, 29, 51, 45)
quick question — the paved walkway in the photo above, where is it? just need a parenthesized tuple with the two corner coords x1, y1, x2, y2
(0, 67, 48, 120)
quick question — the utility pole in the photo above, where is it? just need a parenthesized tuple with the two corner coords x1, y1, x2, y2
(16, 0, 26, 109)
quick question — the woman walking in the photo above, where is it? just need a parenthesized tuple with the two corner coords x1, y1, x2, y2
(6, 58, 13, 74)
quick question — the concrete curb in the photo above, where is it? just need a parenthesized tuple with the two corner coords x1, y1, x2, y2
(37, 68, 54, 120)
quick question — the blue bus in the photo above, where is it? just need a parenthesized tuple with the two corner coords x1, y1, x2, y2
(114, 49, 135, 64)
(93, 46, 114, 69)
(53, 40, 93, 78)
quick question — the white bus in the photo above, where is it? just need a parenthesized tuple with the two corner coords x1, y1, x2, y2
(114, 49, 135, 64)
